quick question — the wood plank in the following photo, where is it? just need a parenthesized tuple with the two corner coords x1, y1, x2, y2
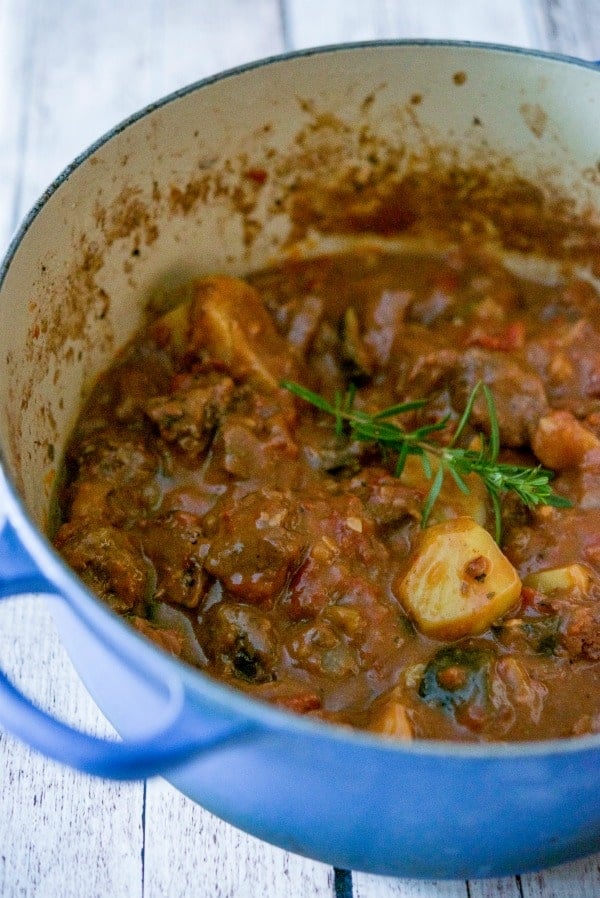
(469, 878, 523, 898)
(529, 0, 600, 59)
(353, 872, 468, 897)
(0, 597, 144, 898)
(11, 0, 285, 223)
(380, 0, 534, 47)
(143, 777, 335, 897)
(520, 855, 600, 898)
(13, 0, 165, 222)
(0, 0, 35, 244)
(163, 0, 284, 90)
(283, 0, 534, 51)
(0, 3, 162, 896)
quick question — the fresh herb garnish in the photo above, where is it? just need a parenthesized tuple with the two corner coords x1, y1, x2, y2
(281, 379, 571, 542)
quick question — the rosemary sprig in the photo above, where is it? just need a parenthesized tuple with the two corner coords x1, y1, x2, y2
(281, 379, 571, 543)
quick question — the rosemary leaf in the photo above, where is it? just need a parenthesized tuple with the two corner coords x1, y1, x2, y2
(421, 463, 445, 528)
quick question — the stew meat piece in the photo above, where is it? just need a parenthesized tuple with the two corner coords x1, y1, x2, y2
(54, 250, 600, 742)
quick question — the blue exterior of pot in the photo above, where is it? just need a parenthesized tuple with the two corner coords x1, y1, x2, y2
(1, 41, 600, 878)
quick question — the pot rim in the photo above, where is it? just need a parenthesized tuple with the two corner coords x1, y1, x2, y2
(2, 38, 600, 762)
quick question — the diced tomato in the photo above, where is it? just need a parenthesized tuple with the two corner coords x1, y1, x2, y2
(465, 320, 525, 352)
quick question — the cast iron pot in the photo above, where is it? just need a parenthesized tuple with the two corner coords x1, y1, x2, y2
(1, 42, 600, 879)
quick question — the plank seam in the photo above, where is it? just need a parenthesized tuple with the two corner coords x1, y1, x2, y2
(334, 867, 353, 898)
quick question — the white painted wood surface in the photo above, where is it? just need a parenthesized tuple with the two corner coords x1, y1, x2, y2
(1, 1, 600, 895)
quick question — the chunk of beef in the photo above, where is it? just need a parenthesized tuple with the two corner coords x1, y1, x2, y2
(400, 344, 548, 448)
(349, 468, 423, 526)
(201, 602, 277, 682)
(65, 432, 161, 524)
(54, 523, 152, 614)
(145, 374, 234, 457)
(285, 548, 390, 646)
(203, 491, 305, 604)
(562, 606, 600, 661)
(527, 318, 600, 415)
(140, 512, 208, 609)
(220, 420, 267, 479)
(282, 494, 389, 625)
(448, 347, 549, 447)
(71, 433, 159, 485)
(219, 414, 297, 482)
(288, 618, 359, 678)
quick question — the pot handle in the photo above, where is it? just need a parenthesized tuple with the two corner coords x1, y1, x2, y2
(0, 516, 254, 780)
(0, 666, 253, 780)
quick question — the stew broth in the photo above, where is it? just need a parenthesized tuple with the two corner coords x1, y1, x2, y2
(54, 243, 600, 742)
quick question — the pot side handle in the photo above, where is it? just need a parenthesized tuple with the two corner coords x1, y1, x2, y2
(0, 515, 254, 780)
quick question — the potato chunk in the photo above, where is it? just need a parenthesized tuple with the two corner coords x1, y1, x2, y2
(189, 276, 297, 388)
(395, 517, 521, 640)
(524, 563, 590, 594)
(399, 454, 488, 525)
(151, 301, 191, 354)
(150, 276, 299, 389)
(532, 410, 600, 470)
(369, 688, 413, 739)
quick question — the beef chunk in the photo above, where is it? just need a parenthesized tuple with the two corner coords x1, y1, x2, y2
(562, 606, 600, 661)
(203, 491, 305, 604)
(288, 618, 359, 678)
(217, 389, 299, 479)
(54, 523, 152, 614)
(448, 348, 549, 447)
(145, 374, 234, 456)
(202, 602, 277, 682)
(402, 344, 548, 448)
(140, 512, 208, 609)
(349, 468, 422, 526)
(527, 319, 600, 415)
(71, 433, 158, 485)
(65, 433, 162, 524)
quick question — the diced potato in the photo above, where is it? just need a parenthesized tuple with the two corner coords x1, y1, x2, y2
(152, 300, 191, 354)
(532, 410, 600, 470)
(497, 657, 544, 713)
(370, 700, 413, 740)
(188, 276, 296, 389)
(399, 454, 488, 526)
(395, 516, 521, 640)
(524, 563, 590, 594)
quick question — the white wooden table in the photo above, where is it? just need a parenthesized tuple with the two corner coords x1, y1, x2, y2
(2, 2, 600, 895)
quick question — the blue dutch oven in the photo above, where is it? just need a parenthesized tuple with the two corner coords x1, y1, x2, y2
(1, 42, 600, 878)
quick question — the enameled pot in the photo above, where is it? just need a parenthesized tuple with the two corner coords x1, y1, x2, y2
(2, 42, 600, 879)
